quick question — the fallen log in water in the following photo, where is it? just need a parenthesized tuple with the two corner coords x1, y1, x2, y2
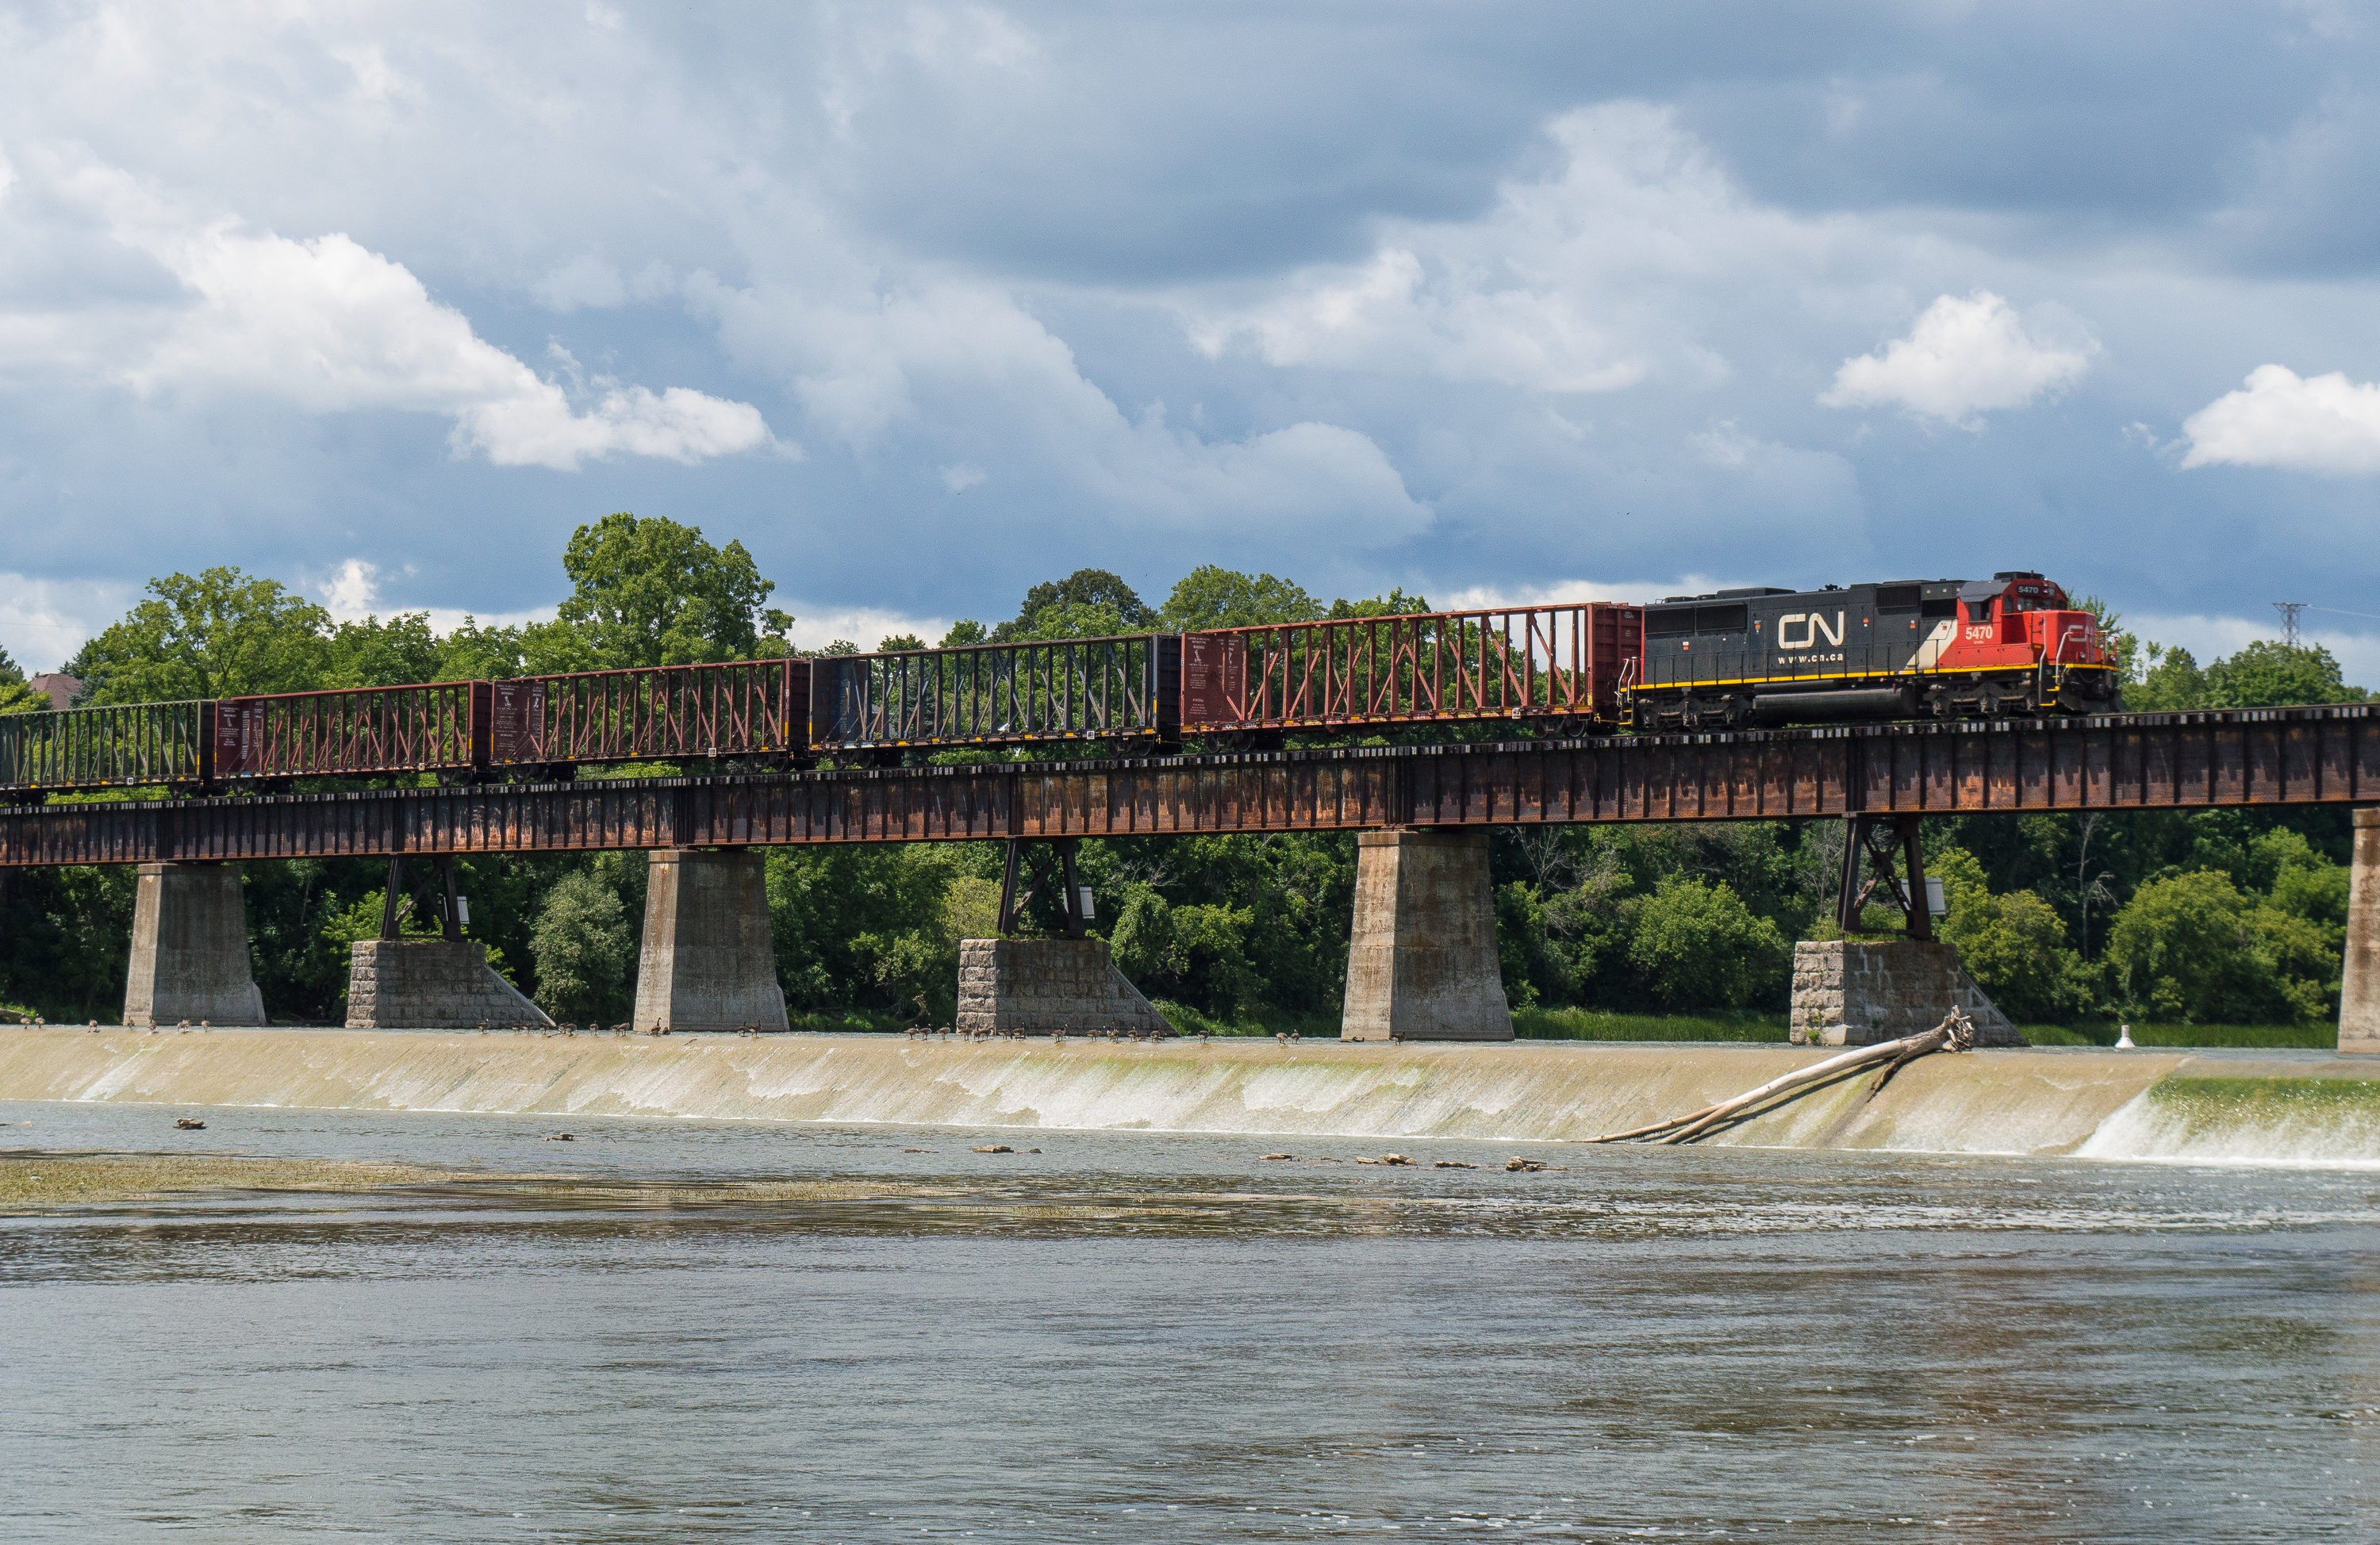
(1587, 1009, 1977, 1145)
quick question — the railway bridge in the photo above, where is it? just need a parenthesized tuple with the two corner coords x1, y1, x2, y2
(7, 706, 2379, 1052)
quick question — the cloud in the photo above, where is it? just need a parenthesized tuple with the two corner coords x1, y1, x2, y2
(0, 571, 136, 674)
(530, 255, 628, 312)
(692, 272, 1431, 542)
(1178, 104, 1784, 393)
(1820, 291, 2094, 427)
(5, 158, 774, 471)
(2179, 364, 2380, 474)
(309, 558, 555, 634)
(780, 603, 956, 654)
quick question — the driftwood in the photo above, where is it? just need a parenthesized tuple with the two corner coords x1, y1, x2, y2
(1588, 1009, 1977, 1145)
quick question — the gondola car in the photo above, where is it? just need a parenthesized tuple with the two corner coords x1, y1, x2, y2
(1626, 571, 2120, 730)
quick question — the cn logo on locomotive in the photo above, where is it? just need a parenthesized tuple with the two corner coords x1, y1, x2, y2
(1775, 611, 1844, 650)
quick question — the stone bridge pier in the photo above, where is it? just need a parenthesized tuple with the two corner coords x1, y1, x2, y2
(2344, 807, 2380, 1055)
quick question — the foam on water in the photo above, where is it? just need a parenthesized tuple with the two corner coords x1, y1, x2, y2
(2, 1027, 2374, 1163)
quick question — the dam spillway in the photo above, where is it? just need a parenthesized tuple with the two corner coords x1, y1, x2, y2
(3, 1028, 2375, 1164)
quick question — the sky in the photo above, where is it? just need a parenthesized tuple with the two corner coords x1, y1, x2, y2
(2, 2, 2378, 677)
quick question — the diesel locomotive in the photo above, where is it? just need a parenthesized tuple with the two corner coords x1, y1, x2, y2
(1626, 570, 2119, 731)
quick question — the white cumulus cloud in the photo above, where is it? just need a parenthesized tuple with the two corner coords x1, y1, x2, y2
(2179, 364, 2380, 474)
(7, 159, 774, 472)
(1821, 290, 2094, 427)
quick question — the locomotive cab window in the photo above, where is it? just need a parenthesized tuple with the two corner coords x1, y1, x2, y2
(1966, 599, 1996, 623)
(1695, 604, 1747, 634)
(1875, 585, 1920, 612)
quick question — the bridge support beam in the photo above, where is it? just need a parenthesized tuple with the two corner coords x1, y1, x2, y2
(632, 849, 789, 1033)
(2343, 808, 2380, 1054)
(1341, 828, 1512, 1041)
(122, 862, 267, 1026)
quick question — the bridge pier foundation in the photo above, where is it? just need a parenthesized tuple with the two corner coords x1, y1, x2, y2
(1341, 828, 1512, 1041)
(632, 849, 789, 1033)
(122, 862, 267, 1026)
(2342, 808, 2380, 1055)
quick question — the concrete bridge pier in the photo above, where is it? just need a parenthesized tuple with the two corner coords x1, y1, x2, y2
(1340, 827, 1512, 1041)
(122, 861, 267, 1026)
(2342, 807, 2380, 1055)
(632, 849, 789, 1033)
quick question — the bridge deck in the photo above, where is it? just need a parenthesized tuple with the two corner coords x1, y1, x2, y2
(3, 706, 2374, 866)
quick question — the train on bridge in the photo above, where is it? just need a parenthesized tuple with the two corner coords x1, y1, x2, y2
(0, 570, 2117, 800)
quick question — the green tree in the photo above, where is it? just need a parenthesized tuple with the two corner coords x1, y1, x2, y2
(1326, 586, 1431, 620)
(542, 512, 787, 669)
(2104, 869, 2332, 1023)
(2129, 643, 2205, 711)
(71, 567, 333, 703)
(994, 569, 1153, 640)
(1625, 875, 1787, 1010)
(2204, 640, 2367, 707)
(0, 642, 39, 713)
(325, 612, 443, 688)
(766, 843, 973, 1018)
(528, 869, 636, 1022)
(1015, 600, 1131, 640)
(434, 619, 529, 681)
(1157, 566, 1324, 631)
(1930, 845, 2093, 1023)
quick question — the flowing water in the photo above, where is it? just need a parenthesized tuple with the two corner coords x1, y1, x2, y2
(3, 1095, 2377, 1542)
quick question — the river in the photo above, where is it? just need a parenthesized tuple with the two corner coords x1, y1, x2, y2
(3, 1097, 2375, 1541)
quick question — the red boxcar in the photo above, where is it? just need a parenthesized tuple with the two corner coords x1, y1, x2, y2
(213, 682, 489, 780)
(1180, 603, 1643, 737)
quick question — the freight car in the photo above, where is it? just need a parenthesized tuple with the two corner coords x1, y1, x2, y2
(807, 635, 1177, 755)
(0, 661, 813, 801)
(1179, 602, 1641, 744)
(0, 572, 2120, 799)
(1628, 571, 2119, 730)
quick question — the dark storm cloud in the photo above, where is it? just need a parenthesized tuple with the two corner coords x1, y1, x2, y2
(1, 1, 2378, 676)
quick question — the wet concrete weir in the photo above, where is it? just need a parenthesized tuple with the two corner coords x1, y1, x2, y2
(4, 1028, 2374, 1164)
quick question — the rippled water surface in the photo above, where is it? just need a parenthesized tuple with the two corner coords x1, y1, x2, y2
(3, 1098, 2376, 1542)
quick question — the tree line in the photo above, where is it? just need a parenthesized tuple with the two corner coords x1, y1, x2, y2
(0, 527, 2366, 1033)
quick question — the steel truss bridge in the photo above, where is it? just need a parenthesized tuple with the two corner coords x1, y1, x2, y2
(2, 705, 2374, 868)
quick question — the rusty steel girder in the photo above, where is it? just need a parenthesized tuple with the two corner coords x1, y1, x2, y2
(4, 705, 2375, 867)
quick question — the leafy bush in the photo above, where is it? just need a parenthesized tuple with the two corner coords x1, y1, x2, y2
(528, 870, 635, 1023)
(1931, 845, 2094, 1022)
(1625, 875, 1787, 1010)
(2104, 870, 2336, 1023)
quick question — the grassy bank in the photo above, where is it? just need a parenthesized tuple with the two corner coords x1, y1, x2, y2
(2019, 1022, 2340, 1049)
(1150, 1001, 1343, 1038)
(1514, 1006, 1787, 1041)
